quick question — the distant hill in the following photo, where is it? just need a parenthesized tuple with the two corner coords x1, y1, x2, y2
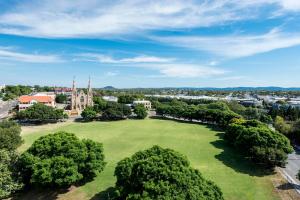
(96, 86, 300, 91)
(102, 86, 116, 90)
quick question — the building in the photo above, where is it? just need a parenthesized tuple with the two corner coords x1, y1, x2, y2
(133, 99, 152, 109)
(70, 78, 93, 115)
(54, 87, 73, 95)
(102, 96, 118, 102)
(18, 95, 56, 111)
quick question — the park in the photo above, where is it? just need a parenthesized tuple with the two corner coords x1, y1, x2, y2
(17, 118, 279, 200)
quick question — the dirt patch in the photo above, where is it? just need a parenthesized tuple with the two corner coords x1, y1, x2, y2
(272, 169, 300, 200)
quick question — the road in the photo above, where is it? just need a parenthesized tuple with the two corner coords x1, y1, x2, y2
(0, 100, 17, 119)
(280, 149, 300, 194)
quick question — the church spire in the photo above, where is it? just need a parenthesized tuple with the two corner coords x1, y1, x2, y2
(72, 76, 76, 91)
(88, 76, 91, 92)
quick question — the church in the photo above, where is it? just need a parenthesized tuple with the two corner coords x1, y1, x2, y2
(70, 78, 93, 115)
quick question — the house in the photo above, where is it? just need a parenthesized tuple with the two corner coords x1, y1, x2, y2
(18, 95, 56, 111)
(133, 100, 152, 109)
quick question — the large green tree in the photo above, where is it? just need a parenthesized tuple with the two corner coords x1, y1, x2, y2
(16, 103, 68, 123)
(133, 104, 147, 119)
(0, 120, 23, 150)
(81, 107, 97, 121)
(19, 132, 105, 187)
(114, 145, 224, 200)
(0, 149, 23, 199)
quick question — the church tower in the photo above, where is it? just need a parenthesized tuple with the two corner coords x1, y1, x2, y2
(71, 77, 77, 111)
(87, 76, 93, 107)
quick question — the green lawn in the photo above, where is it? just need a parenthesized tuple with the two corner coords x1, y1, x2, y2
(19, 119, 279, 200)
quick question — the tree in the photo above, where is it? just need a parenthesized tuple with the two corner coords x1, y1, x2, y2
(55, 94, 67, 103)
(134, 104, 147, 119)
(118, 95, 135, 104)
(274, 116, 292, 136)
(101, 102, 131, 120)
(16, 103, 68, 123)
(115, 146, 223, 200)
(81, 107, 97, 121)
(225, 119, 293, 168)
(93, 96, 107, 113)
(19, 132, 105, 187)
(0, 120, 23, 150)
(0, 149, 23, 199)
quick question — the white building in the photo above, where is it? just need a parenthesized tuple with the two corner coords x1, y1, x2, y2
(103, 96, 118, 102)
(133, 99, 152, 109)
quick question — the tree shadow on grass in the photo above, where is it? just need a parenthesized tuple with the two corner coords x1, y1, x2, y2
(211, 133, 275, 177)
(11, 187, 69, 200)
(90, 187, 118, 200)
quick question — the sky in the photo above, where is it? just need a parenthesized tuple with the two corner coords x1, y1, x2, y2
(0, 0, 300, 88)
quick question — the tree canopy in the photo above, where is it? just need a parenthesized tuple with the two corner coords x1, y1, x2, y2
(0, 120, 23, 151)
(114, 145, 224, 200)
(19, 132, 106, 187)
(0, 149, 23, 199)
(225, 119, 293, 167)
(133, 104, 147, 119)
(16, 103, 68, 123)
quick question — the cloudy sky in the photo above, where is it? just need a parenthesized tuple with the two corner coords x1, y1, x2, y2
(0, 0, 300, 88)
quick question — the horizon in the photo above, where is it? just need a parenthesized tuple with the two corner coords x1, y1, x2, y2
(1, 1, 300, 87)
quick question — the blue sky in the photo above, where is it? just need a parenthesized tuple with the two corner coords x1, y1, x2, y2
(0, 0, 300, 88)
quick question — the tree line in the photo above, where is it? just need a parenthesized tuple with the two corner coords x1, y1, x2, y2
(155, 100, 293, 168)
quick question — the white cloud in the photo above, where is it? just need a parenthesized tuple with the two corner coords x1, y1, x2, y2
(77, 53, 174, 63)
(0, 0, 298, 38)
(154, 28, 300, 58)
(0, 47, 63, 63)
(140, 63, 226, 78)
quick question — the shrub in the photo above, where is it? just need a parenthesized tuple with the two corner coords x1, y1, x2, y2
(114, 145, 224, 200)
(19, 132, 105, 187)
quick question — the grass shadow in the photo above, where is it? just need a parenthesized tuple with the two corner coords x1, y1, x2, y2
(211, 135, 275, 177)
(90, 187, 118, 200)
(11, 187, 69, 200)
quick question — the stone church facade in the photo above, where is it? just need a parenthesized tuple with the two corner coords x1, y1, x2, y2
(70, 78, 93, 115)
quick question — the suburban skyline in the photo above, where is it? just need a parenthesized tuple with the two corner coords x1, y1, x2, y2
(0, 0, 300, 88)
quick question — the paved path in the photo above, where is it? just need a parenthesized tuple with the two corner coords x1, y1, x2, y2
(280, 149, 300, 194)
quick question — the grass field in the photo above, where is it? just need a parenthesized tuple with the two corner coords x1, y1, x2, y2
(18, 119, 279, 200)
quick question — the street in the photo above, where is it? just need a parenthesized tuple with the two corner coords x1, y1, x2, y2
(280, 149, 300, 194)
(0, 100, 17, 119)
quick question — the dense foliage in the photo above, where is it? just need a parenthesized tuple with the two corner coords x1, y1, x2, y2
(114, 145, 224, 200)
(0, 149, 23, 198)
(19, 132, 105, 187)
(118, 95, 135, 104)
(1, 85, 32, 101)
(55, 94, 67, 103)
(225, 119, 293, 167)
(133, 104, 147, 119)
(0, 120, 23, 150)
(81, 106, 97, 121)
(16, 103, 68, 123)
(156, 101, 240, 127)
(269, 105, 300, 121)
(102, 102, 132, 120)
(90, 98, 132, 121)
